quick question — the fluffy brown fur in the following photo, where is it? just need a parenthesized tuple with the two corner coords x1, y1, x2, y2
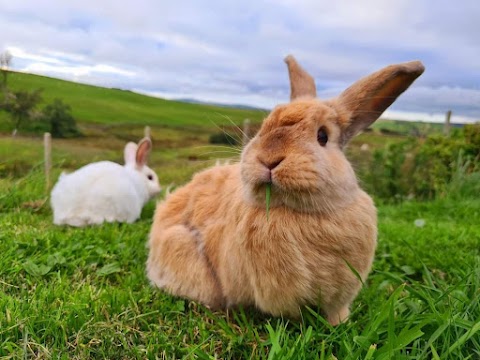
(147, 56, 424, 325)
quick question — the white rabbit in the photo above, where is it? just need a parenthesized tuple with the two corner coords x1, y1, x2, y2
(51, 138, 161, 227)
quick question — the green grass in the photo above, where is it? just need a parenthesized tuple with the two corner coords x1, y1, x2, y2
(372, 119, 445, 137)
(0, 125, 240, 183)
(0, 160, 479, 358)
(1, 71, 479, 358)
(2, 71, 267, 129)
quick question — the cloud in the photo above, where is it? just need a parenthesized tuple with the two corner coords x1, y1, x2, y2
(21, 61, 136, 79)
(7, 47, 136, 86)
(0, 0, 479, 123)
(7, 46, 63, 65)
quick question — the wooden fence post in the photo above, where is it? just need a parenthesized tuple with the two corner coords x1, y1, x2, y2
(444, 110, 452, 137)
(44, 132, 52, 193)
(144, 126, 151, 139)
(242, 119, 251, 146)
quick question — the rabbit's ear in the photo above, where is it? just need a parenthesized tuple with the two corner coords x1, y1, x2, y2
(336, 61, 424, 144)
(136, 137, 152, 168)
(124, 142, 138, 165)
(284, 55, 317, 101)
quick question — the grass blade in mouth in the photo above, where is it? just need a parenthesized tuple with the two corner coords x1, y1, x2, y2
(266, 182, 271, 221)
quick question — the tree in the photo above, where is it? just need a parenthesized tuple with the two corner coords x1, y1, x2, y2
(0, 50, 12, 89)
(43, 98, 80, 138)
(3, 88, 43, 136)
(0, 51, 12, 107)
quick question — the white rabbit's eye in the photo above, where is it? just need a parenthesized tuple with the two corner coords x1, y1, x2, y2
(317, 127, 328, 146)
(147, 174, 153, 180)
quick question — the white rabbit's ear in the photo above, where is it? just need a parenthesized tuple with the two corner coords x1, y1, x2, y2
(136, 137, 152, 168)
(336, 60, 424, 145)
(284, 55, 317, 101)
(124, 142, 138, 165)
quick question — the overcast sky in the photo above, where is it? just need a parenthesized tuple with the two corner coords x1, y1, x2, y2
(1, 0, 479, 123)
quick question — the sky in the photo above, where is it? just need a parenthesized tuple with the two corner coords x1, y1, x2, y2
(1, 0, 479, 123)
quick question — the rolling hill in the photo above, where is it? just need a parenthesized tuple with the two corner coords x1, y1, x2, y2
(0, 71, 268, 130)
(1, 70, 460, 138)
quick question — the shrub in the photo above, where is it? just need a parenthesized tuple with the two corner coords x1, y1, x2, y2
(410, 135, 464, 198)
(364, 139, 414, 200)
(42, 98, 81, 138)
(209, 132, 239, 146)
(464, 123, 480, 157)
(361, 124, 480, 201)
(1, 88, 43, 135)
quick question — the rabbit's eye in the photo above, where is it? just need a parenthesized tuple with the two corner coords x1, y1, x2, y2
(147, 174, 153, 180)
(317, 127, 328, 146)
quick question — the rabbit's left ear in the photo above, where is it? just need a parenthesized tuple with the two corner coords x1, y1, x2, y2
(336, 61, 425, 145)
(124, 142, 138, 165)
(136, 137, 152, 168)
(284, 55, 317, 101)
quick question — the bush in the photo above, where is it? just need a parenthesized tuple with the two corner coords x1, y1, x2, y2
(363, 139, 415, 200)
(447, 161, 480, 200)
(1, 88, 43, 135)
(209, 132, 239, 146)
(42, 98, 81, 138)
(464, 123, 480, 157)
(360, 124, 480, 201)
(410, 135, 465, 198)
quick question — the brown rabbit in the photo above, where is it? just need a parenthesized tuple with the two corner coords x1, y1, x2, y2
(147, 55, 424, 325)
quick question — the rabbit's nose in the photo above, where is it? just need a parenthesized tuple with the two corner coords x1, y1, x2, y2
(258, 156, 285, 170)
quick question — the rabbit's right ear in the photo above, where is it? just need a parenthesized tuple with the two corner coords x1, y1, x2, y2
(124, 142, 138, 165)
(335, 61, 425, 145)
(136, 137, 152, 168)
(284, 55, 317, 101)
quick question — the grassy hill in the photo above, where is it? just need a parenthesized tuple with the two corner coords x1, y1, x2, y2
(2, 71, 456, 135)
(372, 119, 444, 136)
(1, 71, 268, 129)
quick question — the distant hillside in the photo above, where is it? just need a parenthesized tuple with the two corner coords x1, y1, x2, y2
(177, 98, 268, 111)
(372, 119, 445, 136)
(1, 71, 268, 129)
(1, 71, 466, 138)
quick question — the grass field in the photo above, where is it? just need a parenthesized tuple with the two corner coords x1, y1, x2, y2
(1, 72, 479, 358)
(1, 164, 479, 359)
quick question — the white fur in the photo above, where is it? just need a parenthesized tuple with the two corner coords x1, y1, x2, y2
(51, 139, 161, 227)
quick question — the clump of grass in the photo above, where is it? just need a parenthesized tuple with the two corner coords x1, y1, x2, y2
(266, 182, 271, 220)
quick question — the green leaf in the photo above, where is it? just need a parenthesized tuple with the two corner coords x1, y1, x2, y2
(364, 344, 377, 360)
(343, 258, 365, 286)
(396, 325, 424, 347)
(400, 265, 416, 275)
(430, 344, 440, 360)
(23, 260, 52, 277)
(96, 262, 121, 276)
(47, 253, 66, 267)
(447, 320, 480, 355)
(174, 300, 185, 312)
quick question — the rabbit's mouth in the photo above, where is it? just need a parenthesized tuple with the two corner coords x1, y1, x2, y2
(248, 181, 285, 208)
(241, 156, 332, 211)
(247, 176, 344, 214)
(247, 182, 326, 213)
